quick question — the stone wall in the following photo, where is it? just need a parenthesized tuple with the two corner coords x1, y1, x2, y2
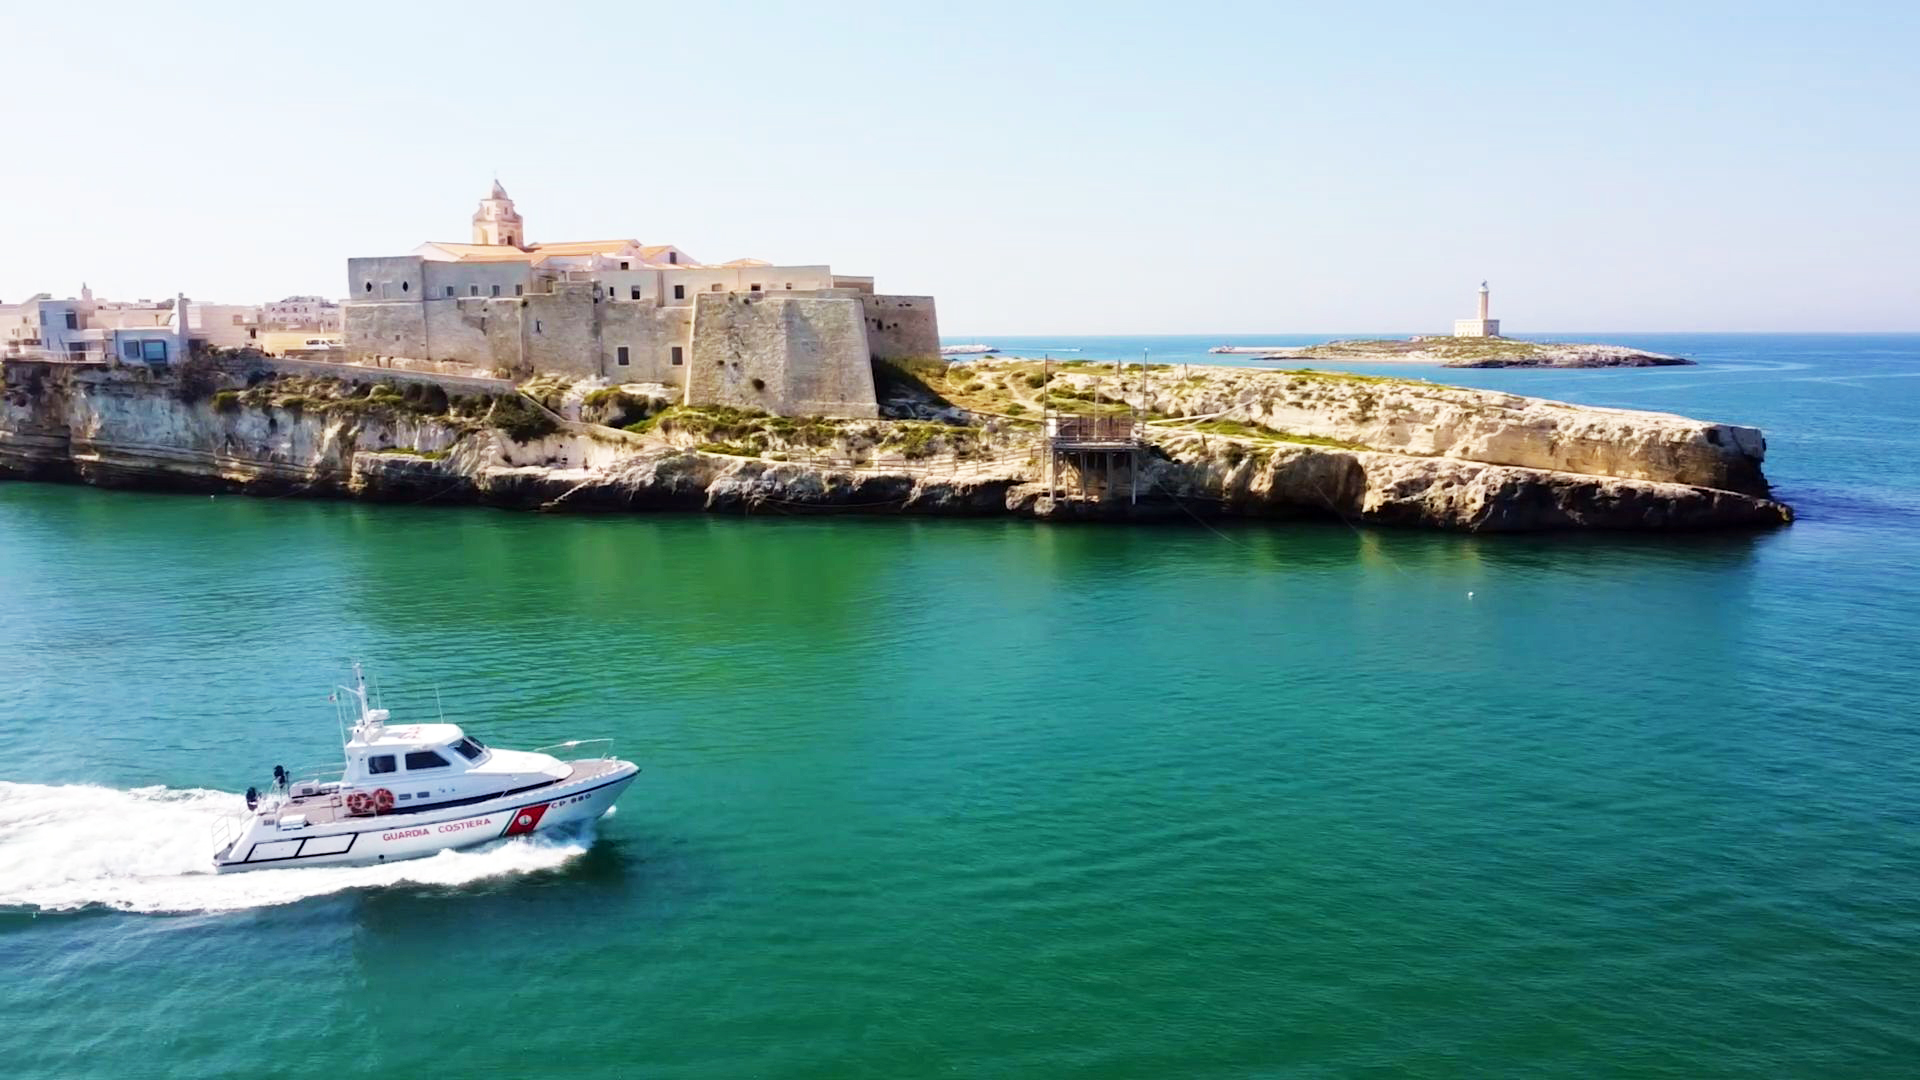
(685, 293, 878, 418)
(862, 295, 939, 361)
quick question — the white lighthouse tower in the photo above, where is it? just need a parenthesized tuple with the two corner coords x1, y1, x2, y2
(1453, 281, 1501, 338)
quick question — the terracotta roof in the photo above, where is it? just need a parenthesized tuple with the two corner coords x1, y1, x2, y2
(418, 242, 538, 263)
(721, 258, 771, 268)
(526, 239, 642, 256)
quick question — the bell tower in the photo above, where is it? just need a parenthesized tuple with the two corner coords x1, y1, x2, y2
(472, 180, 525, 247)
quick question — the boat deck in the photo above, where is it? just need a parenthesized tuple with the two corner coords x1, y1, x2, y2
(265, 758, 627, 828)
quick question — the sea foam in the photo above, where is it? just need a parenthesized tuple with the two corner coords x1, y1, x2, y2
(0, 781, 589, 915)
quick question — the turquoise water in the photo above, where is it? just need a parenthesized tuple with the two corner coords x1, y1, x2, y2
(3, 334, 1918, 1077)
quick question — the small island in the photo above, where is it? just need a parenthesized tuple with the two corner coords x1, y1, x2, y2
(1232, 337, 1692, 369)
(1211, 282, 1693, 368)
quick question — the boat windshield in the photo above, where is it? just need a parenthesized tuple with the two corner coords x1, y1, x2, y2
(451, 737, 486, 762)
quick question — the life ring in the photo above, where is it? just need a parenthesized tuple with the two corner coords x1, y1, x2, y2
(346, 791, 374, 816)
(372, 788, 396, 814)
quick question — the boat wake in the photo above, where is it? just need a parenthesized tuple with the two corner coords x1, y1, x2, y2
(0, 781, 591, 915)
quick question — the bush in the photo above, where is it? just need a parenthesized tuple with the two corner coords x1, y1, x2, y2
(1023, 372, 1047, 389)
(488, 394, 560, 443)
(174, 355, 221, 404)
(211, 389, 242, 413)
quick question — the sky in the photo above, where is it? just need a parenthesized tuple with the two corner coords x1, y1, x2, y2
(1, 1, 1916, 334)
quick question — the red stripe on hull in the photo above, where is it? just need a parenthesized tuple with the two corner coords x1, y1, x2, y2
(502, 802, 550, 837)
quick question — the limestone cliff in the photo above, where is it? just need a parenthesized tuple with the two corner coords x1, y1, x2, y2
(0, 359, 1792, 533)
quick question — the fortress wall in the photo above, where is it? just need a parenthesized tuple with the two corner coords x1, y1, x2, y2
(685, 293, 878, 418)
(522, 283, 601, 378)
(862, 295, 940, 361)
(344, 301, 427, 363)
(347, 256, 425, 303)
(421, 262, 532, 305)
(601, 302, 693, 384)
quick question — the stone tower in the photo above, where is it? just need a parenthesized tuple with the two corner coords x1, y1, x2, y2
(472, 180, 524, 247)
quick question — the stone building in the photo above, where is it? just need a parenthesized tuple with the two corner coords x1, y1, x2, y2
(262, 295, 342, 331)
(343, 182, 939, 418)
(1453, 281, 1501, 338)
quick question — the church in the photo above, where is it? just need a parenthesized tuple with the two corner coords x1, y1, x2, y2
(343, 183, 938, 418)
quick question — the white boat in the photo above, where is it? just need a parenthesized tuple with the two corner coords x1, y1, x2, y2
(938, 343, 999, 355)
(211, 665, 639, 873)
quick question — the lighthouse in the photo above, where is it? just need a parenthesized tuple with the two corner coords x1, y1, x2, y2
(1453, 281, 1501, 338)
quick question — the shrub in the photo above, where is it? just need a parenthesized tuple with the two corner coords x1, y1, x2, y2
(488, 393, 560, 443)
(173, 355, 220, 404)
(211, 389, 242, 413)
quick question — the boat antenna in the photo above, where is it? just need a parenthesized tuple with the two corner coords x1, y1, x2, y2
(435, 683, 447, 724)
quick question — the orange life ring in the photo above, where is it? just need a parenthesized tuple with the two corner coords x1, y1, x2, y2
(372, 788, 396, 814)
(346, 791, 374, 816)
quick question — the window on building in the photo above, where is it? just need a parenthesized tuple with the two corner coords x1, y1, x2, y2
(401, 281, 410, 292)
(64, 312, 78, 330)
(140, 340, 168, 363)
(445, 286, 454, 298)
(122, 340, 140, 360)
(231, 314, 245, 326)
(617, 346, 630, 366)
(515, 284, 524, 296)
(405, 750, 450, 771)
(673, 285, 685, 300)
(535, 320, 542, 334)
(750, 283, 762, 292)
(785, 283, 793, 290)
(469, 285, 479, 297)
(368, 755, 396, 775)
(671, 346, 683, 366)
(710, 283, 722, 292)
(630, 286, 641, 300)
(364, 282, 372, 293)
(620, 261, 630, 270)
(490, 284, 500, 297)
(668, 252, 678, 265)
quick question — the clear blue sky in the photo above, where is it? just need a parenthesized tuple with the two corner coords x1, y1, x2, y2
(3, 1, 1915, 333)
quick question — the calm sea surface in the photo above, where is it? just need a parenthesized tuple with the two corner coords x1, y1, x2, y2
(2, 333, 1918, 1078)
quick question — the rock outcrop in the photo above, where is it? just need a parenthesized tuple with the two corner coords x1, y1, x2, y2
(0, 358, 1792, 532)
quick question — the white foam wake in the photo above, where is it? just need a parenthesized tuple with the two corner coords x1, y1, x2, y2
(0, 781, 590, 915)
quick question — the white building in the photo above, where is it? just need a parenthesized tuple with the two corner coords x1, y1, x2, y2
(262, 295, 343, 331)
(1453, 281, 1501, 338)
(1, 286, 263, 364)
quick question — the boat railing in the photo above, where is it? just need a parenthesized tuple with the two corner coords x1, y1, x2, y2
(534, 738, 616, 761)
(210, 810, 248, 854)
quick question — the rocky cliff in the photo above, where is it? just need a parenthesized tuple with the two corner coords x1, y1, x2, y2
(0, 358, 1792, 532)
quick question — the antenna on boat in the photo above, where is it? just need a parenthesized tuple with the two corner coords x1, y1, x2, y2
(435, 684, 447, 724)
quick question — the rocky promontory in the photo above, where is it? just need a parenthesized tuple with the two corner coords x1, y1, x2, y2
(0, 353, 1790, 533)
(1217, 338, 1692, 368)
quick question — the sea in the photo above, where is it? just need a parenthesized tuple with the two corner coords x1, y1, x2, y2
(2, 333, 1917, 1078)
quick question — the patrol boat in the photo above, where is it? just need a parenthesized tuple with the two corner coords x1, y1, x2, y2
(212, 665, 639, 872)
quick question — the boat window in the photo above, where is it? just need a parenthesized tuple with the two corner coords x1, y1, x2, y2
(452, 737, 485, 761)
(368, 755, 397, 775)
(405, 750, 449, 771)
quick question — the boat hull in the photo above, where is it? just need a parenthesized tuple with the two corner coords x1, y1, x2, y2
(213, 760, 638, 873)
